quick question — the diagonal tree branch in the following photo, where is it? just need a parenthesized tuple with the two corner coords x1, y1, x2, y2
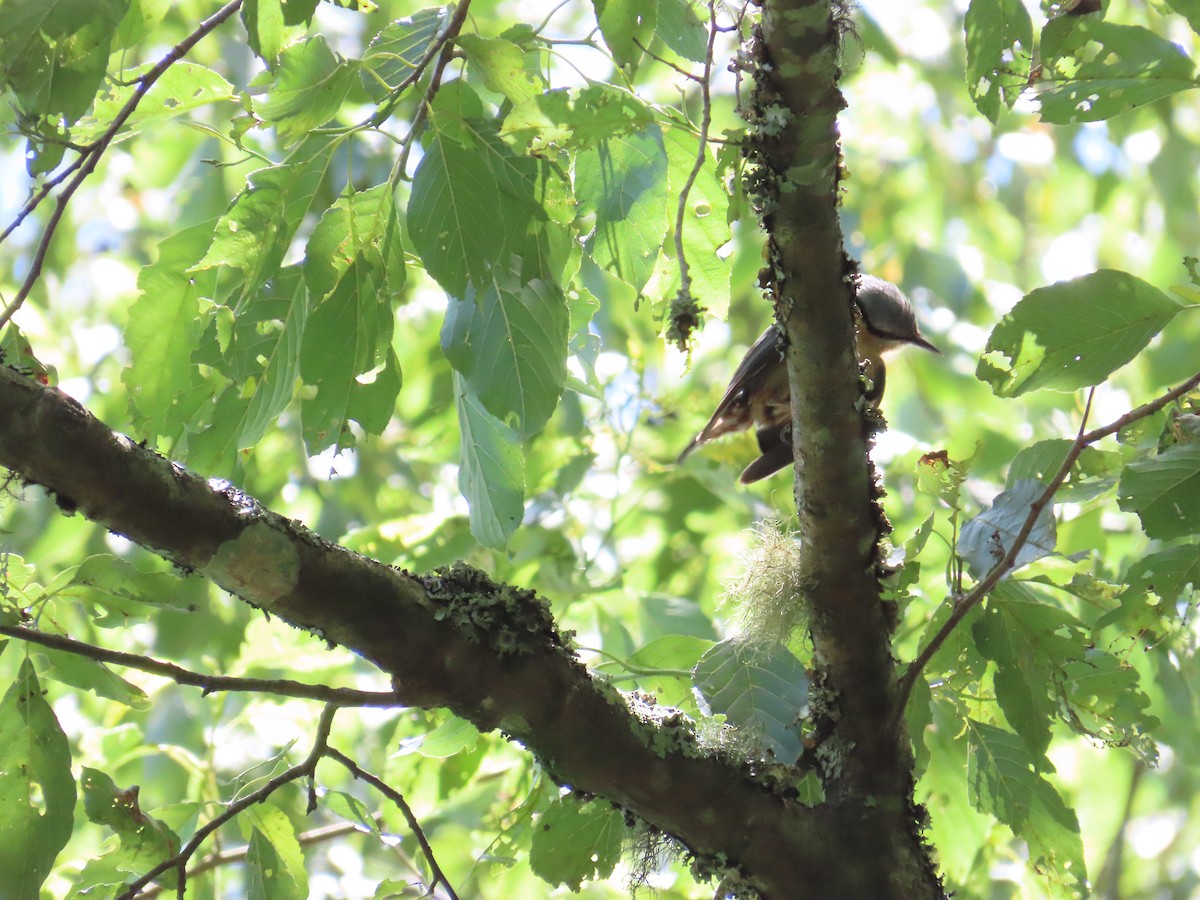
(894, 368, 1200, 722)
(0, 362, 873, 898)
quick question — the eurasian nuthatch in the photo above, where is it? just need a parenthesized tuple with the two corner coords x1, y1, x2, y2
(678, 275, 939, 483)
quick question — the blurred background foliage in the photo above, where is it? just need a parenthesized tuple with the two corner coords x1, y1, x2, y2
(1, 0, 1199, 896)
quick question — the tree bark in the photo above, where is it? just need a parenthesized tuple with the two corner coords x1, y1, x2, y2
(746, 0, 945, 894)
(0, 363, 943, 897)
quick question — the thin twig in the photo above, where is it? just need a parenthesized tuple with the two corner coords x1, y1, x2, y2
(0, 166, 76, 246)
(366, 0, 472, 128)
(673, 0, 721, 301)
(1078, 370, 1200, 445)
(0, 624, 401, 706)
(136, 816, 384, 898)
(892, 370, 1200, 731)
(118, 704, 339, 900)
(531, 0, 574, 36)
(632, 37, 703, 82)
(326, 746, 461, 900)
(0, 0, 246, 332)
(391, 0, 475, 183)
(540, 29, 602, 47)
(1095, 759, 1145, 900)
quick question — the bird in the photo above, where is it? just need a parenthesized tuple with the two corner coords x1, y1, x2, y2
(677, 275, 939, 483)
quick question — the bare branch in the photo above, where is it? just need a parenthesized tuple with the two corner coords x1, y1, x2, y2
(137, 817, 384, 899)
(632, 37, 704, 82)
(118, 704, 339, 899)
(0, 624, 400, 706)
(327, 746, 461, 900)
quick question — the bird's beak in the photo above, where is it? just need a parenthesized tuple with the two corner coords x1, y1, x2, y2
(912, 335, 941, 354)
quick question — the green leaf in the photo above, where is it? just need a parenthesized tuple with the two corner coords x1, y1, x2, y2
(81, 768, 180, 887)
(281, 0, 321, 26)
(74, 62, 236, 142)
(795, 771, 825, 806)
(114, 0, 171, 48)
(1057, 650, 1158, 756)
(360, 7, 450, 102)
(429, 77, 487, 127)
(1163, 0, 1200, 36)
(964, 0, 1033, 122)
(408, 130, 510, 297)
(192, 136, 341, 296)
(907, 673, 934, 776)
(0, 660, 77, 899)
(37, 649, 149, 709)
(242, 0, 286, 62)
(577, 124, 669, 292)
(245, 804, 307, 900)
(441, 273, 568, 439)
(124, 222, 209, 432)
(987, 582, 1091, 668)
(627, 634, 713, 705)
(655, 0, 708, 63)
(529, 796, 624, 890)
(458, 34, 544, 105)
(977, 270, 1187, 397)
(0, 321, 55, 384)
(397, 715, 480, 757)
(966, 720, 1086, 896)
(973, 605, 1056, 757)
(640, 593, 719, 642)
(299, 259, 395, 452)
(1038, 19, 1197, 124)
(958, 479, 1057, 577)
(410, 118, 574, 295)
(323, 791, 382, 836)
(304, 184, 405, 302)
(1117, 442, 1200, 540)
(1006, 438, 1123, 502)
(191, 166, 298, 278)
(67, 554, 197, 618)
(189, 267, 309, 471)
(629, 634, 712, 673)
(1095, 545, 1198, 636)
(345, 346, 403, 437)
(454, 373, 525, 549)
(692, 637, 809, 763)
(0, 0, 127, 124)
(592, 0, 656, 69)
(501, 84, 655, 153)
(254, 36, 355, 144)
(976, 585, 1156, 755)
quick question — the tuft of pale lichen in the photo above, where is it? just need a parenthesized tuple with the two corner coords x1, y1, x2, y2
(723, 517, 811, 646)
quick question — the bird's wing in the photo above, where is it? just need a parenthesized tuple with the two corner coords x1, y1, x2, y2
(677, 326, 783, 462)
